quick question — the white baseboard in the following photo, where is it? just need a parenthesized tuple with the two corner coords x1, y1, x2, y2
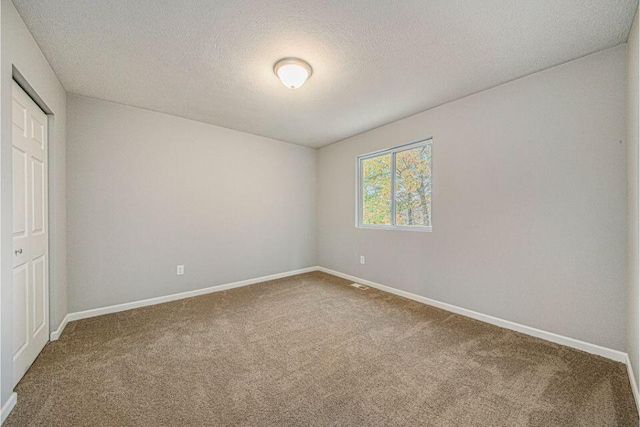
(316, 267, 628, 363)
(53, 265, 627, 363)
(52, 266, 320, 340)
(1, 392, 17, 425)
(46, 264, 637, 412)
(626, 355, 640, 413)
(50, 314, 70, 341)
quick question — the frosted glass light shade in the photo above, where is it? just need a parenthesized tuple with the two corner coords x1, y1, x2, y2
(274, 58, 312, 89)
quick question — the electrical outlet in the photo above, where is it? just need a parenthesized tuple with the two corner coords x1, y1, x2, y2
(177, 265, 184, 275)
(360, 255, 365, 264)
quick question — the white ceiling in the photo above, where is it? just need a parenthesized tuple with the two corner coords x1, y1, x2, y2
(12, 0, 638, 148)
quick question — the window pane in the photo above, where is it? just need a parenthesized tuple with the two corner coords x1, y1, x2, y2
(395, 144, 431, 227)
(362, 154, 392, 225)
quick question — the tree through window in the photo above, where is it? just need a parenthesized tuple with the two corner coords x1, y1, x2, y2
(357, 139, 432, 231)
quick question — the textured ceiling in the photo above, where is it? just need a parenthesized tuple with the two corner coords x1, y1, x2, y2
(12, 0, 638, 148)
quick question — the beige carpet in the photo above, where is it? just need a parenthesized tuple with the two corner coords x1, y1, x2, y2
(5, 272, 638, 426)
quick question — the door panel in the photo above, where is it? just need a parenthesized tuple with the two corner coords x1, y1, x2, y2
(12, 264, 28, 360)
(32, 256, 46, 335)
(12, 81, 49, 387)
(12, 97, 27, 134)
(32, 158, 44, 235)
(12, 147, 28, 266)
(31, 114, 45, 150)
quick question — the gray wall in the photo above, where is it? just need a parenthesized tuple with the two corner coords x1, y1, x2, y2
(66, 95, 316, 312)
(1, 4, 632, 412)
(0, 0, 68, 407)
(317, 45, 628, 351)
(628, 6, 640, 387)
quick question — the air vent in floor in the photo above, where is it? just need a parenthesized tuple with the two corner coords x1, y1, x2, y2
(350, 283, 369, 290)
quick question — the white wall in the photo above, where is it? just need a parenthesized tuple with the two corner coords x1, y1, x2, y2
(317, 45, 628, 351)
(628, 6, 640, 389)
(66, 95, 316, 312)
(0, 0, 67, 408)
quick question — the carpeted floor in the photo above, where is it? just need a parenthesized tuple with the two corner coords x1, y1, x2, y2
(5, 272, 638, 426)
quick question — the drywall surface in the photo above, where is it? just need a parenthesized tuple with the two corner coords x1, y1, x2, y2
(317, 45, 627, 351)
(628, 6, 640, 387)
(0, 0, 67, 408)
(66, 95, 316, 312)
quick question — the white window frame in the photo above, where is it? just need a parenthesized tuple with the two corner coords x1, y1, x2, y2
(355, 138, 433, 232)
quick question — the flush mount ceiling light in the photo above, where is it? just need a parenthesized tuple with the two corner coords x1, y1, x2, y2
(274, 58, 312, 89)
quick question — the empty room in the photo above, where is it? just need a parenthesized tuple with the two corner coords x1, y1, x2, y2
(1, 0, 640, 425)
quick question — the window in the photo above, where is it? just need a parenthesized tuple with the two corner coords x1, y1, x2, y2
(357, 139, 432, 231)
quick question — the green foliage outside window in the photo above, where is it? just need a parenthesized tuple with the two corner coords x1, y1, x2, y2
(360, 141, 431, 228)
(395, 144, 431, 226)
(362, 154, 391, 225)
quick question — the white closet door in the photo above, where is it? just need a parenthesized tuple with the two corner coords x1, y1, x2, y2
(12, 80, 49, 387)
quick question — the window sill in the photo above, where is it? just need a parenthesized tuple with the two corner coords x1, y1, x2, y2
(356, 224, 432, 232)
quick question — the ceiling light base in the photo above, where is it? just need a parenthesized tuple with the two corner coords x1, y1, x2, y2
(274, 58, 313, 89)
